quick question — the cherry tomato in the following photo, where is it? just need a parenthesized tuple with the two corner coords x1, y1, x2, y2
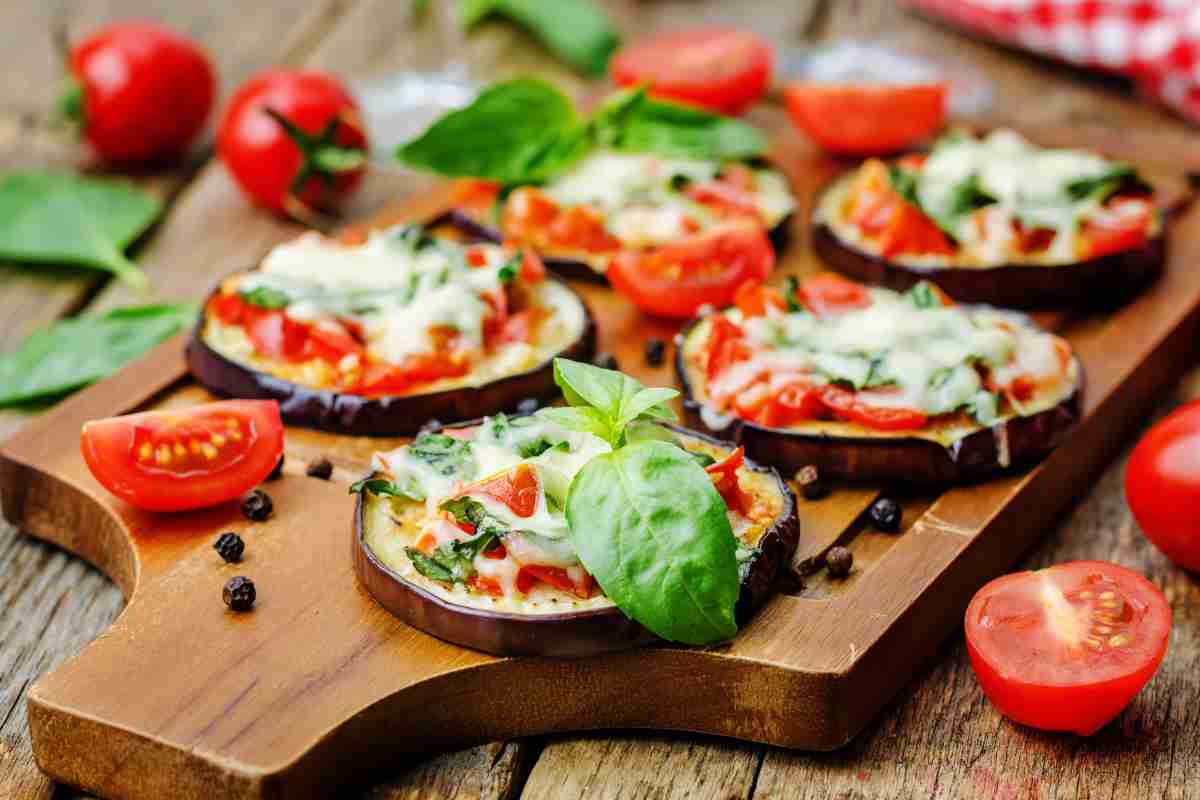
(1083, 198, 1152, 260)
(818, 385, 927, 431)
(796, 274, 871, 317)
(462, 464, 540, 518)
(1126, 400, 1200, 572)
(64, 21, 215, 163)
(607, 222, 775, 319)
(610, 27, 772, 115)
(965, 561, 1171, 735)
(783, 83, 946, 156)
(80, 400, 284, 512)
(217, 70, 367, 218)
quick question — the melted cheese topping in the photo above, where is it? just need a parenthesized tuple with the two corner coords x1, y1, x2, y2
(202, 228, 588, 394)
(684, 288, 1080, 447)
(362, 418, 784, 614)
(816, 129, 1159, 269)
(540, 150, 794, 251)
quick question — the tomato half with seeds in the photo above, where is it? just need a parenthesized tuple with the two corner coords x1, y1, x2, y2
(80, 400, 284, 512)
(607, 222, 775, 318)
(965, 561, 1171, 735)
(610, 27, 772, 115)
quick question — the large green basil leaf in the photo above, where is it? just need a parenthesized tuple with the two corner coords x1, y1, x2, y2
(593, 89, 767, 162)
(566, 440, 739, 644)
(396, 78, 588, 182)
(0, 304, 194, 407)
(0, 172, 162, 288)
(546, 358, 676, 446)
(460, 0, 619, 76)
(536, 406, 613, 443)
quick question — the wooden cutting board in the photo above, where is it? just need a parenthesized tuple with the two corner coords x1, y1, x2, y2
(3, 129, 1199, 800)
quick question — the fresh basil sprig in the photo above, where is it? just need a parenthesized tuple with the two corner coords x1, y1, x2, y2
(349, 476, 425, 502)
(397, 80, 767, 185)
(461, 0, 619, 76)
(0, 304, 195, 407)
(408, 433, 476, 479)
(542, 358, 740, 645)
(536, 357, 678, 448)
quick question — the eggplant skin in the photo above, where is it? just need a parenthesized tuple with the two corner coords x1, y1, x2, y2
(675, 319, 1084, 485)
(186, 277, 596, 437)
(353, 424, 800, 657)
(811, 220, 1166, 310)
(434, 208, 794, 285)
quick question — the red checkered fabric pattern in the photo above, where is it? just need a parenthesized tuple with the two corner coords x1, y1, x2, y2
(903, 0, 1200, 124)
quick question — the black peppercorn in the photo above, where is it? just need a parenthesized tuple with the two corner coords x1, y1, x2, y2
(869, 496, 902, 533)
(825, 546, 853, 578)
(213, 532, 244, 563)
(515, 397, 540, 415)
(418, 418, 443, 435)
(266, 454, 284, 481)
(594, 352, 619, 370)
(305, 458, 333, 480)
(223, 576, 256, 612)
(644, 337, 666, 367)
(795, 465, 828, 500)
(241, 489, 273, 522)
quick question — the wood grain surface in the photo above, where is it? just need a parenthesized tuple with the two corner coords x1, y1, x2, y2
(1, 1, 1199, 798)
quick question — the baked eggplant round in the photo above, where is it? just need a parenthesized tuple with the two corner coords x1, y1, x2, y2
(354, 423, 799, 657)
(675, 282, 1084, 484)
(811, 129, 1168, 309)
(188, 226, 596, 436)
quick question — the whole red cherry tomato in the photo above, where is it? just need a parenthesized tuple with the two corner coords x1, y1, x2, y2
(1126, 399, 1200, 572)
(217, 70, 368, 219)
(63, 21, 216, 163)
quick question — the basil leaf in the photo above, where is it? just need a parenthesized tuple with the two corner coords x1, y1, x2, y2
(688, 450, 717, 468)
(0, 303, 195, 407)
(349, 477, 425, 502)
(461, 0, 619, 76)
(566, 440, 739, 644)
(926, 173, 995, 235)
(409, 434, 475, 479)
(439, 496, 487, 527)
(406, 549, 456, 582)
(397, 78, 588, 183)
(593, 89, 767, 161)
(518, 439, 556, 458)
(785, 275, 802, 312)
(536, 406, 613, 442)
(241, 285, 290, 310)
(905, 281, 941, 309)
(0, 172, 162, 288)
(888, 164, 920, 206)
(1065, 164, 1141, 201)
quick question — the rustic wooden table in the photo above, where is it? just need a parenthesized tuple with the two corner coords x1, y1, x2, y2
(2, 1, 1200, 797)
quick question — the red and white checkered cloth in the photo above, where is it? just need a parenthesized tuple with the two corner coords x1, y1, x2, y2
(904, 0, 1200, 124)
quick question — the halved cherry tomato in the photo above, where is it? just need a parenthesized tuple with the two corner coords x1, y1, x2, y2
(733, 281, 787, 318)
(80, 400, 284, 512)
(469, 575, 505, 597)
(1126, 400, 1200, 572)
(818, 385, 927, 431)
(758, 382, 824, 427)
(462, 464, 540, 518)
(687, 179, 761, 221)
(705, 447, 754, 515)
(608, 222, 775, 318)
(965, 561, 1171, 735)
(797, 274, 871, 317)
(783, 82, 947, 156)
(610, 27, 772, 115)
(1083, 198, 1152, 260)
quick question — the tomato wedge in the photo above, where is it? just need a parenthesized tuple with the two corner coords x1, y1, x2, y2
(783, 82, 947, 156)
(516, 565, 595, 599)
(797, 274, 871, 317)
(610, 27, 772, 115)
(607, 222, 775, 318)
(463, 463, 540, 518)
(965, 561, 1171, 735)
(80, 400, 284, 512)
(818, 385, 927, 431)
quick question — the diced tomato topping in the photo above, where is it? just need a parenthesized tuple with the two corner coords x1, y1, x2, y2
(495, 308, 545, 345)
(734, 280, 787, 318)
(502, 188, 621, 254)
(721, 164, 757, 191)
(211, 292, 249, 324)
(759, 382, 824, 427)
(483, 543, 507, 560)
(818, 385, 927, 431)
(705, 314, 751, 380)
(686, 179, 761, 221)
(338, 227, 369, 246)
(356, 353, 469, 396)
(878, 203, 954, 259)
(415, 533, 438, 554)
(1007, 376, 1036, 404)
(450, 178, 501, 211)
(466, 247, 488, 267)
(516, 565, 596, 599)
(469, 575, 505, 597)
(845, 160, 954, 258)
(705, 447, 754, 515)
(797, 274, 871, 316)
(1083, 198, 1151, 260)
(246, 310, 309, 361)
(519, 247, 545, 283)
(1015, 222, 1056, 254)
(303, 323, 363, 364)
(462, 463, 540, 518)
